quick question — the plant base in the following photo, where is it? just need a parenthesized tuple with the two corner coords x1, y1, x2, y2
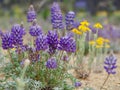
(41, 86, 53, 90)
(75, 69, 89, 79)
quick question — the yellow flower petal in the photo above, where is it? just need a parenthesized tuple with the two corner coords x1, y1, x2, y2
(72, 28, 82, 35)
(78, 25, 90, 32)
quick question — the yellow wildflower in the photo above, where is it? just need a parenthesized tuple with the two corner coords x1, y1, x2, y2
(78, 25, 90, 32)
(89, 40, 95, 46)
(93, 23, 103, 29)
(96, 37, 104, 46)
(72, 28, 82, 35)
(80, 20, 90, 26)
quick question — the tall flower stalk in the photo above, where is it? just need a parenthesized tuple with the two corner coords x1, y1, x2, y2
(16, 59, 30, 90)
(100, 53, 117, 89)
(72, 20, 90, 78)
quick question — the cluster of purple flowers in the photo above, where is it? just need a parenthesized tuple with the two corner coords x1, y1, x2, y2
(104, 54, 117, 74)
(51, 2, 76, 31)
(29, 21, 42, 37)
(35, 34, 48, 51)
(58, 35, 76, 53)
(0, 3, 83, 89)
(65, 11, 75, 31)
(27, 5, 36, 22)
(1, 2, 77, 69)
(45, 58, 57, 69)
(51, 2, 63, 29)
(1, 23, 26, 49)
(11, 24, 25, 46)
(47, 30, 59, 54)
(2, 32, 13, 49)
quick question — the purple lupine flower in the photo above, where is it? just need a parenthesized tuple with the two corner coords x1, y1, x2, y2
(65, 11, 75, 31)
(74, 82, 81, 87)
(27, 5, 36, 22)
(11, 24, 25, 46)
(47, 30, 59, 55)
(45, 57, 57, 69)
(51, 2, 63, 29)
(104, 54, 117, 74)
(2, 32, 13, 49)
(58, 35, 76, 53)
(29, 21, 42, 36)
(35, 34, 48, 51)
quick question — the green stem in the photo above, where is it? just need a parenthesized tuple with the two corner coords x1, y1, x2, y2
(8, 49, 14, 64)
(20, 65, 27, 80)
(88, 45, 95, 74)
(100, 74, 110, 90)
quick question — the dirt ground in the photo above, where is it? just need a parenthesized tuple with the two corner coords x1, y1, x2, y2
(74, 54, 120, 90)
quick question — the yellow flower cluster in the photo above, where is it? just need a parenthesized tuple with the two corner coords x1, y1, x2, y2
(72, 20, 90, 35)
(93, 23, 103, 29)
(80, 20, 90, 26)
(72, 28, 82, 35)
(89, 37, 110, 48)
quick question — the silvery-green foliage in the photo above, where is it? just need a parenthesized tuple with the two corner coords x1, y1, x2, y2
(25, 79, 44, 90)
(0, 81, 16, 90)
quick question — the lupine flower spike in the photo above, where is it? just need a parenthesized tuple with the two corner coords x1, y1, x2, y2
(11, 23, 26, 46)
(100, 53, 117, 90)
(2, 32, 13, 49)
(58, 34, 76, 53)
(65, 11, 75, 31)
(29, 19, 42, 37)
(35, 34, 48, 51)
(51, 2, 63, 30)
(27, 5, 36, 22)
(47, 30, 59, 55)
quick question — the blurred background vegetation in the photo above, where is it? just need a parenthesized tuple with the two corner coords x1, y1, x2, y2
(0, 0, 120, 52)
(0, 0, 120, 22)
